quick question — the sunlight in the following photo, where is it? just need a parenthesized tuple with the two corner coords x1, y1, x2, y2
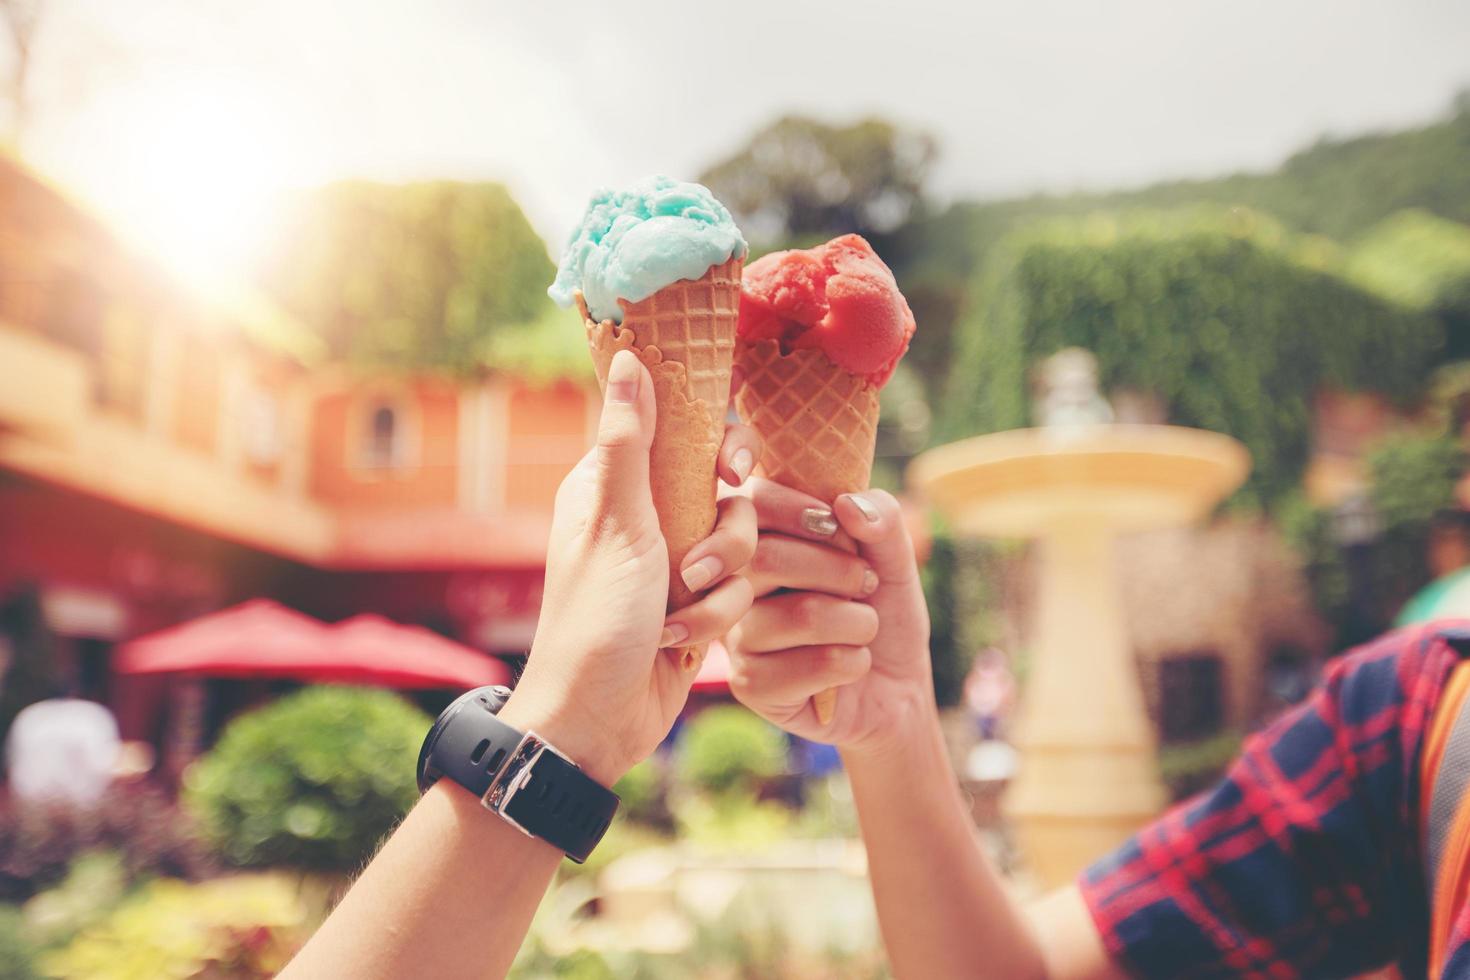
(49, 75, 299, 293)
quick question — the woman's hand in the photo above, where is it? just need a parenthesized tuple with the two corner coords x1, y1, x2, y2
(726, 479, 932, 758)
(502, 350, 759, 785)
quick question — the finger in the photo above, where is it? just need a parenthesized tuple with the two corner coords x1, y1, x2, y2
(747, 534, 877, 599)
(679, 496, 757, 594)
(662, 574, 754, 648)
(747, 477, 855, 546)
(833, 490, 920, 587)
(736, 591, 880, 653)
(728, 643, 872, 708)
(716, 423, 762, 487)
(591, 349, 656, 525)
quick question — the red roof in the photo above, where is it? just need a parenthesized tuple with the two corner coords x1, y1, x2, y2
(116, 599, 511, 690)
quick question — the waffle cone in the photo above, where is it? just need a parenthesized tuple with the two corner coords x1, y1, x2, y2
(580, 258, 742, 672)
(734, 338, 880, 722)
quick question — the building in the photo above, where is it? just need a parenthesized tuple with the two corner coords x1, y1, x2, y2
(0, 155, 596, 742)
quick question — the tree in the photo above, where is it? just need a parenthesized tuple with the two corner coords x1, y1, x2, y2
(698, 115, 937, 245)
(0, 0, 43, 145)
(259, 180, 562, 373)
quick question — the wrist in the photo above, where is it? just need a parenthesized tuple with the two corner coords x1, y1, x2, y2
(498, 688, 626, 788)
(840, 684, 942, 771)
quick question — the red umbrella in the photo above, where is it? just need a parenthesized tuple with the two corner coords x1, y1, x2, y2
(116, 599, 511, 690)
(690, 639, 732, 694)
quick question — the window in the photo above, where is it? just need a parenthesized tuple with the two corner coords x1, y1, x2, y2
(1158, 653, 1224, 742)
(364, 403, 399, 469)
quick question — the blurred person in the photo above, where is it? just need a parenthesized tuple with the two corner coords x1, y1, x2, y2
(281, 351, 760, 979)
(964, 645, 1015, 742)
(1397, 507, 1470, 627)
(5, 695, 120, 806)
(727, 478, 1470, 979)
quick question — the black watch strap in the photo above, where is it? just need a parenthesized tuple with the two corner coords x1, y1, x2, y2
(417, 686, 620, 864)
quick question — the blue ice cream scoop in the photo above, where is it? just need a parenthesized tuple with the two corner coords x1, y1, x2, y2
(548, 175, 748, 324)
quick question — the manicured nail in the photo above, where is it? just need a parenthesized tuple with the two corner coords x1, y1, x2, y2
(681, 556, 723, 592)
(861, 569, 879, 596)
(607, 350, 640, 403)
(801, 507, 839, 536)
(729, 448, 754, 484)
(660, 622, 690, 648)
(843, 494, 880, 523)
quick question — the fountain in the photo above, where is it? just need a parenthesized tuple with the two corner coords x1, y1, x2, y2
(909, 350, 1250, 887)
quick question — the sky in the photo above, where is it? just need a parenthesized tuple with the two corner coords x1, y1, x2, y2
(10, 0, 1470, 287)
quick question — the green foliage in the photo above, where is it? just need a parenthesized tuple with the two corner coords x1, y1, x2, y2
(184, 686, 428, 871)
(1157, 731, 1243, 802)
(0, 905, 39, 980)
(886, 97, 1470, 393)
(20, 851, 130, 951)
(674, 706, 787, 797)
(1283, 429, 1465, 643)
(40, 874, 312, 980)
(261, 180, 568, 374)
(923, 531, 993, 708)
(1348, 210, 1470, 360)
(611, 759, 667, 828)
(699, 115, 937, 244)
(941, 208, 1442, 504)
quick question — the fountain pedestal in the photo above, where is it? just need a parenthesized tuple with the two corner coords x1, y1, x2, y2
(911, 425, 1250, 887)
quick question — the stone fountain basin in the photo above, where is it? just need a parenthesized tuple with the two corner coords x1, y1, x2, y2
(909, 425, 1251, 537)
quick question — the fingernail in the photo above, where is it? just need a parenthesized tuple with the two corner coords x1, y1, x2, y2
(861, 569, 879, 596)
(660, 622, 690, 648)
(843, 494, 880, 523)
(729, 448, 754, 484)
(607, 350, 640, 403)
(801, 507, 838, 536)
(681, 556, 723, 592)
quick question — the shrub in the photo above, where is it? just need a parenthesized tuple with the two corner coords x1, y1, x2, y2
(184, 686, 429, 871)
(1158, 731, 1243, 802)
(0, 905, 39, 980)
(0, 784, 213, 904)
(612, 759, 668, 828)
(40, 874, 313, 980)
(940, 208, 1443, 505)
(675, 706, 787, 797)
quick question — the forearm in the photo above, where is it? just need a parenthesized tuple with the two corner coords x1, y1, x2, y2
(281, 779, 561, 979)
(842, 693, 1046, 980)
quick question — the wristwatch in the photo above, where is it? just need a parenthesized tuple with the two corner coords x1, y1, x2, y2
(417, 685, 620, 863)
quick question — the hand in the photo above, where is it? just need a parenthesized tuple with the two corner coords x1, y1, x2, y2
(726, 479, 932, 758)
(502, 350, 759, 785)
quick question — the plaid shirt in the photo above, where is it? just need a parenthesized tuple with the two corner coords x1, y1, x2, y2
(1081, 623, 1470, 979)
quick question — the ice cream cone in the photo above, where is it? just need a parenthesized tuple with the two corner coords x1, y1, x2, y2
(580, 257, 743, 672)
(734, 337, 880, 723)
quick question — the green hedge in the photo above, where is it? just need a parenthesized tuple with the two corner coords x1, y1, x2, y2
(940, 208, 1443, 504)
(675, 706, 787, 797)
(184, 687, 428, 871)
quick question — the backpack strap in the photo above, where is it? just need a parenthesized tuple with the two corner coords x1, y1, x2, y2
(1422, 656, 1470, 978)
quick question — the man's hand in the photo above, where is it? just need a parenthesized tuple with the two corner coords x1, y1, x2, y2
(504, 349, 759, 784)
(726, 479, 931, 757)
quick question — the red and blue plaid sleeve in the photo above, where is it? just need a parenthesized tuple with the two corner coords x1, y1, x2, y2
(1080, 623, 1470, 979)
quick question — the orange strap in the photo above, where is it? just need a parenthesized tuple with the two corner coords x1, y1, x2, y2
(1422, 659, 1470, 978)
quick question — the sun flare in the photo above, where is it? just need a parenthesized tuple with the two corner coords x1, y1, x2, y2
(47, 75, 300, 293)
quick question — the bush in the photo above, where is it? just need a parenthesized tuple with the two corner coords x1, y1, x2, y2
(612, 759, 668, 828)
(184, 686, 429, 871)
(40, 874, 313, 980)
(0, 905, 39, 980)
(1158, 731, 1243, 802)
(675, 707, 787, 797)
(0, 783, 213, 904)
(940, 208, 1443, 505)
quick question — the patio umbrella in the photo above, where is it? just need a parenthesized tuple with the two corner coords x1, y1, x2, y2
(1396, 567, 1470, 626)
(690, 639, 732, 694)
(116, 599, 511, 690)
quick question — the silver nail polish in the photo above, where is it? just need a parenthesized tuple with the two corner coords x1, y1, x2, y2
(801, 507, 839, 536)
(846, 494, 880, 523)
